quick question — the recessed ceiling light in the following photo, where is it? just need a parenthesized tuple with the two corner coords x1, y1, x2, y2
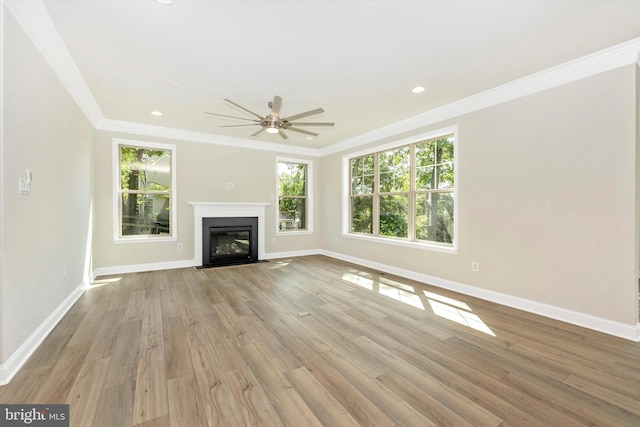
(154, 0, 174, 5)
(411, 86, 425, 94)
(151, 111, 163, 116)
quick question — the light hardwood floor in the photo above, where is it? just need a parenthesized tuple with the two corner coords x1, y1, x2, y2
(2, 255, 640, 426)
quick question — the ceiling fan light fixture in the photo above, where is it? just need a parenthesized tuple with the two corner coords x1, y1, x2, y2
(266, 126, 279, 134)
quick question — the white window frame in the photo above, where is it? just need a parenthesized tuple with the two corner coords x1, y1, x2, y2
(276, 157, 313, 235)
(341, 126, 458, 253)
(112, 138, 177, 243)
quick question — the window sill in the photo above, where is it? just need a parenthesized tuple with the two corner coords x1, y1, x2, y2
(341, 232, 457, 254)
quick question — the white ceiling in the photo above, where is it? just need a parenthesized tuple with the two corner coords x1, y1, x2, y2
(28, 1, 640, 149)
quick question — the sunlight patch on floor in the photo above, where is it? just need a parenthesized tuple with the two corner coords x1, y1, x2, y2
(427, 299, 495, 336)
(341, 270, 495, 335)
(379, 284, 425, 310)
(342, 273, 374, 290)
(90, 277, 122, 288)
(423, 290, 471, 311)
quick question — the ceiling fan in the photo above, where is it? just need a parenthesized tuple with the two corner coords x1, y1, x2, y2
(205, 95, 334, 139)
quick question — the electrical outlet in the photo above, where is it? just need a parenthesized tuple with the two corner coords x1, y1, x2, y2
(177, 243, 183, 250)
(471, 261, 480, 272)
(271, 238, 277, 244)
(227, 182, 234, 189)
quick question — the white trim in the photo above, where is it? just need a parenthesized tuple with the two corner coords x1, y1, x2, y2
(321, 249, 640, 342)
(97, 119, 321, 157)
(91, 249, 322, 276)
(0, 281, 85, 385)
(342, 127, 458, 253)
(112, 138, 177, 242)
(4, 0, 104, 126)
(92, 258, 195, 278)
(276, 157, 314, 235)
(264, 249, 322, 260)
(320, 37, 640, 157)
(189, 202, 271, 267)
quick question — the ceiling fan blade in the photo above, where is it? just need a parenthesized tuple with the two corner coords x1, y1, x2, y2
(219, 124, 260, 128)
(223, 98, 264, 120)
(278, 130, 288, 140)
(205, 112, 260, 122)
(251, 127, 266, 137)
(288, 122, 334, 127)
(282, 107, 324, 122)
(270, 95, 282, 117)
(287, 127, 319, 137)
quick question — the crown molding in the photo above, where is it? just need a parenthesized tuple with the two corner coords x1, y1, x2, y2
(97, 119, 321, 157)
(5, 0, 104, 126)
(319, 37, 640, 157)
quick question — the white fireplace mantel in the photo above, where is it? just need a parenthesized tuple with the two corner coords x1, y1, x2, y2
(189, 202, 271, 266)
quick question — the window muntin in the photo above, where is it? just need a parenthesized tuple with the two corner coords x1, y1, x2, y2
(348, 133, 455, 247)
(278, 160, 310, 232)
(114, 140, 176, 241)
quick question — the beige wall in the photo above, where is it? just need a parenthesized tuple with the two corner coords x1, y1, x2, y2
(321, 65, 638, 325)
(1, 9, 94, 363)
(92, 131, 322, 270)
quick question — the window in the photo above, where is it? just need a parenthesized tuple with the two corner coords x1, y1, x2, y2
(277, 158, 312, 233)
(346, 130, 456, 249)
(113, 139, 176, 241)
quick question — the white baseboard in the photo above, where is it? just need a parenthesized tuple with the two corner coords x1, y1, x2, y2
(90, 252, 325, 277)
(321, 249, 640, 342)
(264, 249, 321, 260)
(0, 281, 86, 385)
(92, 258, 196, 278)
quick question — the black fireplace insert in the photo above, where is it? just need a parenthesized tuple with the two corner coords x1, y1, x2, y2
(202, 217, 259, 267)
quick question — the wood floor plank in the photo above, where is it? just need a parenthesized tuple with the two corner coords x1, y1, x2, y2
(142, 297, 163, 337)
(132, 333, 169, 425)
(501, 372, 640, 426)
(167, 374, 208, 427)
(319, 346, 440, 426)
(94, 381, 135, 427)
(189, 344, 246, 427)
(224, 365, 285, 427)
(284, 367, 362, 427)
(67, 357, 111, 427)
(104, 319, 142, 387)
(281, 336, 399, 426)
(353, 335, 503, 426)
(34, 342, 91, 403)
(86, 308, 125, 360)
(240, 342, 324, 426)
(1, 255, 640, 426)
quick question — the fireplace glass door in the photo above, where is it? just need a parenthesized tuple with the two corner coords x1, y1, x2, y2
(211, 228, 250, 257)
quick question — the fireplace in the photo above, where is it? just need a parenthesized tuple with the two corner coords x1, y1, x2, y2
(189, 202, 270, 268)
(202, 217, 258, 267)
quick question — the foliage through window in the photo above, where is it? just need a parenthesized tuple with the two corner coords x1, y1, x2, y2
(116, 142, 175, 239)
(349, 134, 455, 246)
(278, 160, 309, 232)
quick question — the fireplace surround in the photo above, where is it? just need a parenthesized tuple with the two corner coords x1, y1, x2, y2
(189, 202, 270, 268)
